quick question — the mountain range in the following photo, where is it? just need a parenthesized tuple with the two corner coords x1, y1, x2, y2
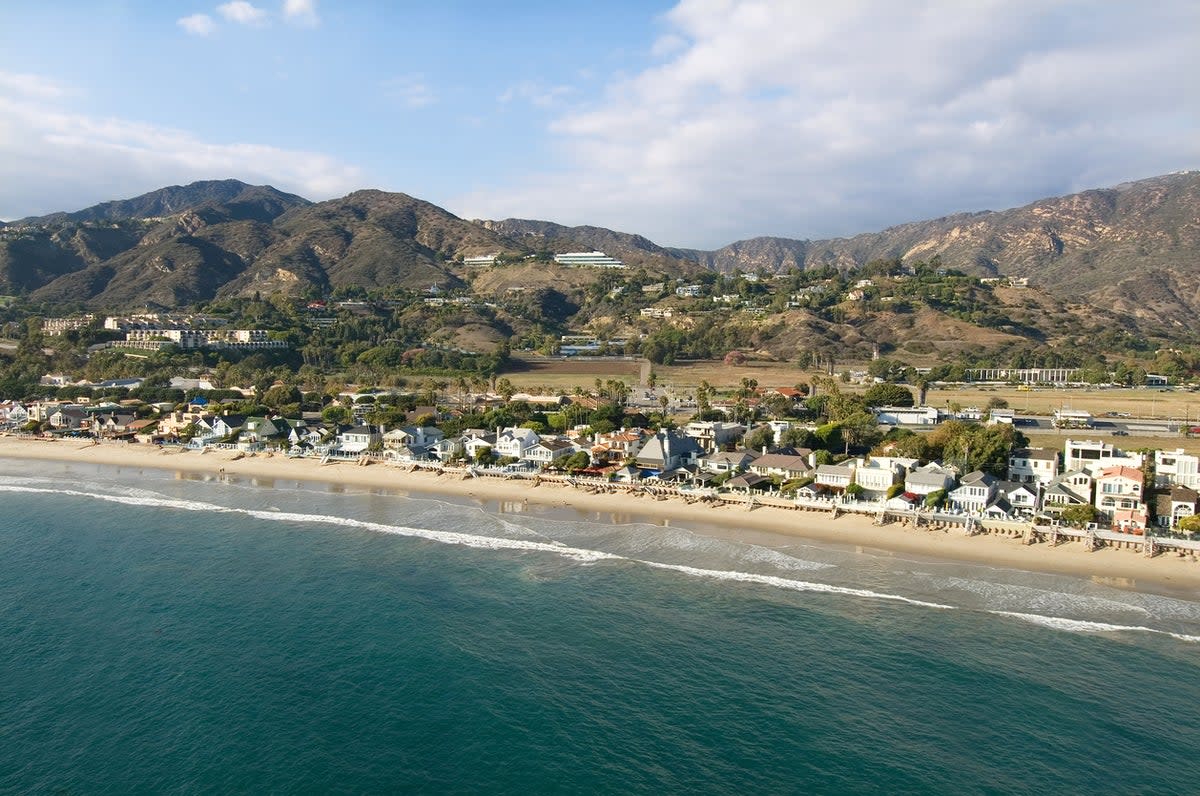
(2, 172, 1197, 327)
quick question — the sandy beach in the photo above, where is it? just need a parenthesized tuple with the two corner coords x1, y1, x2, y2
(2, 435, 1199, 593)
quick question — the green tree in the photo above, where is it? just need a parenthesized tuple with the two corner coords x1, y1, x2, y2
(1177, 514, 1200, 534)
(745, 425, 775, 452)
(862, 383, 914, 407)
(1060, 504, 1097, 528)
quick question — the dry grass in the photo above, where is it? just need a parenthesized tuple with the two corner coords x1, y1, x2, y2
(930, 385, 1199, 421)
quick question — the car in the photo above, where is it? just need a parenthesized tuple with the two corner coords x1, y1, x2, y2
(1112, 430, 1128, 436)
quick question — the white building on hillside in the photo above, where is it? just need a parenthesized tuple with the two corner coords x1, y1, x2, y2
(553, 251, 626, 269)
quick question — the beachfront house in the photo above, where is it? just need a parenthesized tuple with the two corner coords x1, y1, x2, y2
(998, 481, 1040, 516)
(1154, 449, 1200, 489)
(1007, 448, 1059, 486)
(383, 426, 444, 452)
(749, 452, 813, 481)
(525, 439, 576, 466)
(853, 457, 912, 499)
(699, 449, 757, 474)
(336, 425, 382, 454)
(1154, 485, 1200, 529)
(48, 405, 88, 431)
(210, 414, 247, 441)
(593, 428, 648, 462)
(636, 431, 704, 473)
(1094, 466, 1146, 530)
(462, 432, 497, 462)
(904, 463, 957, 496)
(949, 471, 999, 514)
(1041, 469, 1094, 515)
(495, 427, 539, 460)
(814, 461, 856, 492)
(0, 401, 29, 426)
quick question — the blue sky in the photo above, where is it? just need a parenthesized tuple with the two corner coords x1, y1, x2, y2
(1, 1, 1197, 248)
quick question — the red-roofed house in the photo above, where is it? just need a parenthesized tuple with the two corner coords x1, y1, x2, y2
(1095, 466, 1147, 531)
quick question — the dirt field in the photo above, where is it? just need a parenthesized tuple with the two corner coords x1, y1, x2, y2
(929, 385, 1199, 421)
(500, 356, 1200, 423)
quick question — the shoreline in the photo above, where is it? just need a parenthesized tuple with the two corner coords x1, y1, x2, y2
(3, 436, 1199, 594)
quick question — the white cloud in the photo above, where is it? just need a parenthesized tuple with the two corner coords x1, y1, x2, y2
(177, 13, 217, 36)
(498, 81, 574, 108)
(0, 71, 67, 99)
(456, 0, 1200, 247)
(382, 75, 435, 109)
(0, 77, 364, 220)
(217, 1, 267, 26)
(282, 0, 319, 27)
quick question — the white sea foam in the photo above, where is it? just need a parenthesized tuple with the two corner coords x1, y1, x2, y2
(638, 560, 957, 610)
(990, 611, 1200, 643)
(4, 480, 1199, 642)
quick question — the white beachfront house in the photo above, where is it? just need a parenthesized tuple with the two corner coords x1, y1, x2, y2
(1007, 448, 1059, 485)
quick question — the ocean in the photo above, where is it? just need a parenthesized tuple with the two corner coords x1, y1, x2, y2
(1, 458, 1198, 794)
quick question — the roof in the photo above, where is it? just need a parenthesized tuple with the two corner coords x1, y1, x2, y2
(752, 454, 812, 471)
(727, 473, 770, 489)
(1097, 466, 1143, 482)
(1012, 447, 1057, 461)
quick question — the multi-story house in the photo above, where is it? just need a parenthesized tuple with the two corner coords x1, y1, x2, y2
(524, 439, 576, 466)
(949, 471, 999, 513)
(635, 431, 703, 472)
(904, 464, 957, 496)
(1155, 485, 1199, 529)
(699, 449, 757, 474)
(1007, 448, 1059, 485)
(1155, 449, 1200, 489)
(749, 453, 813, 481)
(1094, 466, 1147, 531)
(494, 427, 540, 460)
(336, 425, 382, 453)
(814, 461, 856, 492)
(1064, 439, 1143, 475)
(683, 421, 745, 453)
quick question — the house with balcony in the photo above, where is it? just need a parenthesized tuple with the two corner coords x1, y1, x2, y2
(495, 427, 540, 460)
(814, 461, 856, 492)
(525, 439, 576, 466)
(949, 471, 999, 514)
(336, 425, 382, 454)
(904, 464, 957, 496)
(1007, 448, 1059, 486)
(635, 431, 703, 473)
(1041, 469, 1094, 515)
(1094, 466, 1147, 531)
(854, 457, 914, 499)
(1154, 485, 1199, 529)
(683, 421, 745, 453)
(699, 449, 757, 474)
(749, 453, 813, 481)
(1064, 439, 1143, 475)
(1155, 449, 1200, 489)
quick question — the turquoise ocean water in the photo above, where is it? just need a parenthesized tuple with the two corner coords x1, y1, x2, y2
(1, 458, 1198, 794)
